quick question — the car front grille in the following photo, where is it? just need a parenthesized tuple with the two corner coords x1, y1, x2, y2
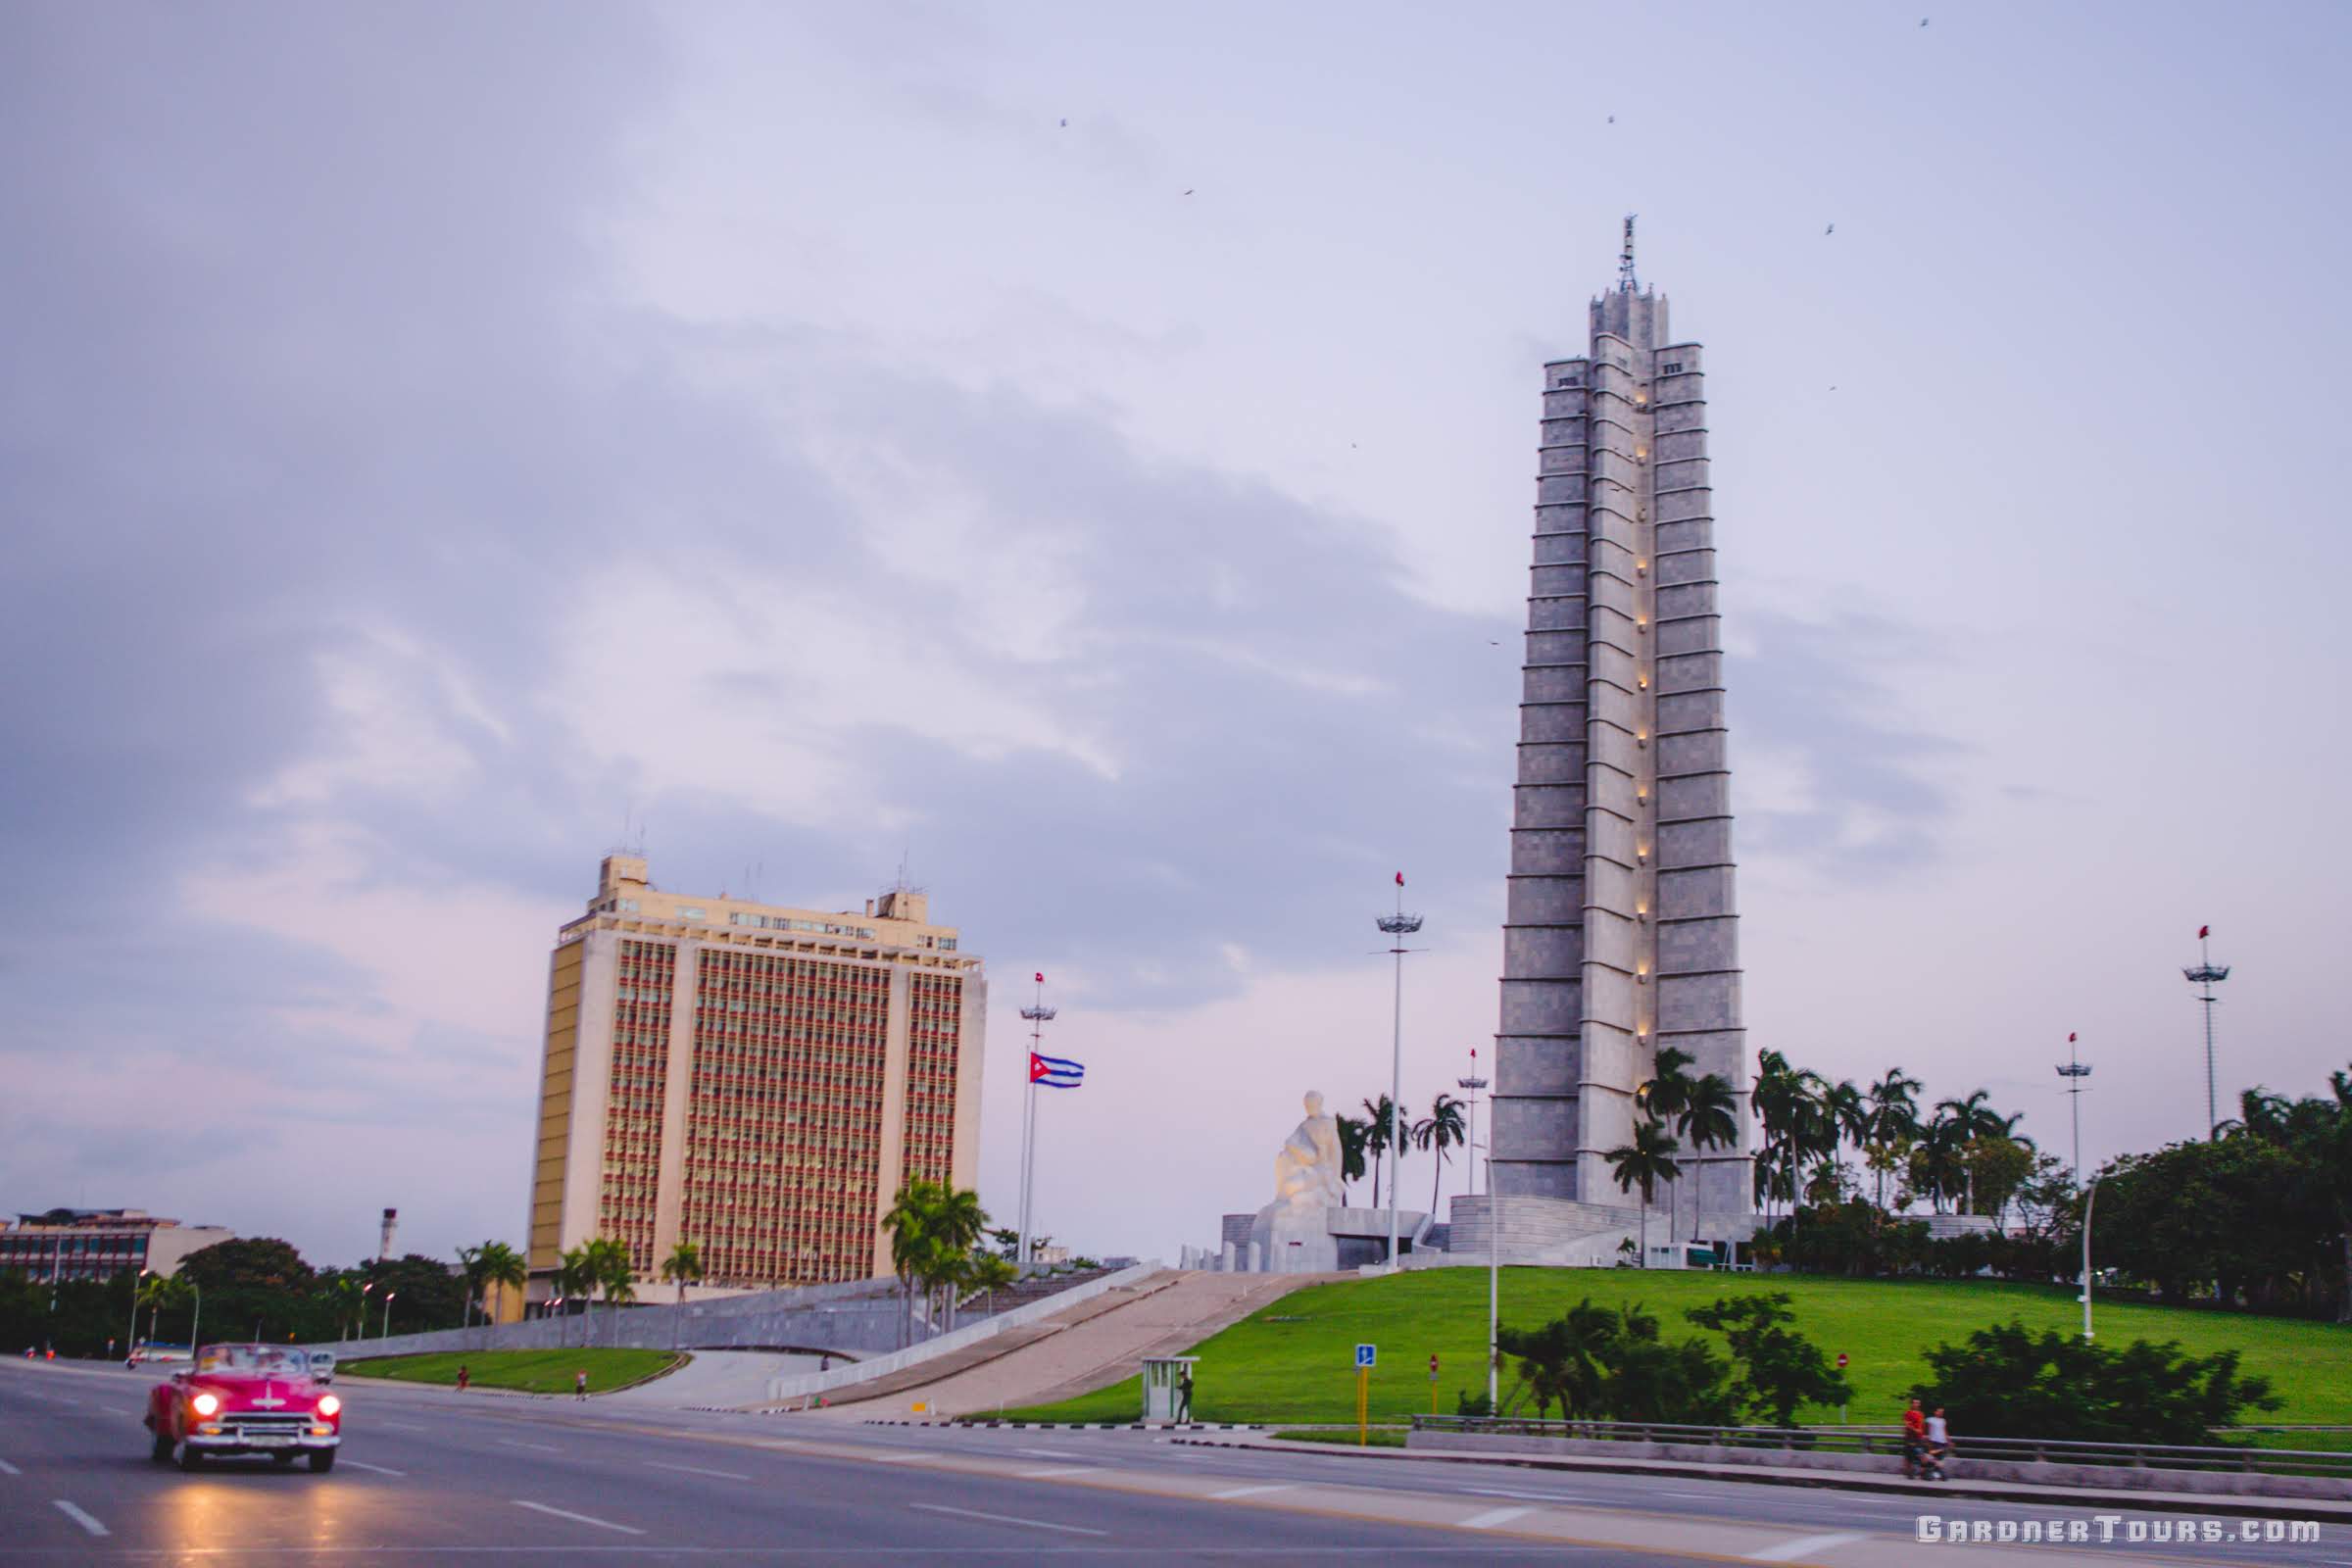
(221, 1413, 315, 1436)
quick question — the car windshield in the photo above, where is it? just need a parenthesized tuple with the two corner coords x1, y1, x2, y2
(195, 1345, 310, 1375)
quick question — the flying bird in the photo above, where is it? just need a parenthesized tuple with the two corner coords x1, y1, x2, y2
(1607, 115, 1616, 123)
(1058, 118, 1068, 127)
(1921, 17, 1930, 25)
(1183, 188, 1194, 196)
(1825, 222, 1836, 235)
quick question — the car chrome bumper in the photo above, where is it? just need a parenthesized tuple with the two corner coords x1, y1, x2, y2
(187, 1433, 339, 1452)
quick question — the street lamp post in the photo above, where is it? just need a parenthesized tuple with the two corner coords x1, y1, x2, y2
(125, 1269, 148, 1361)
(187, 1282, 201, 1357)
(2056, 1033, 2092, 1185)
(1376, 876, 1424, 1270)
(2080, 1178, 2100, 1342)
(358, 1280, 374, 1344)
(382, 1292, 396, 1340)
(1486, 1152, 1499, 1413)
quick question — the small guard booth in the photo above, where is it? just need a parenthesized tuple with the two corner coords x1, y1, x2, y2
(1141, 1356, 1200, 1422)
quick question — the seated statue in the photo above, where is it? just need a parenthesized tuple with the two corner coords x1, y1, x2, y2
(1273, 1091, 1346, 1212)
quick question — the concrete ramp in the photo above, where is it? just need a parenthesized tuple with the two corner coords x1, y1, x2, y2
(603, 1349, 826, 1408)
(798, 1268, 1338, 1420)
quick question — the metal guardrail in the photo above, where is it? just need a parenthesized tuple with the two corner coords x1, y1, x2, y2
(1409, 1416, 2352, 1479)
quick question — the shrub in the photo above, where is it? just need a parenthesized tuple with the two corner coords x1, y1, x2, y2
(1911, 1318, 2280, 1444)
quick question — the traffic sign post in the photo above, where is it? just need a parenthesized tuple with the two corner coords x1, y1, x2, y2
(1354, 1345, 1376, 1446)
(1429, 1352, 1440, 1415)
(1836, 1352, 1849, 1424)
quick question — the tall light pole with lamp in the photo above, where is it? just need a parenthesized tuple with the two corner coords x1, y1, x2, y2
(2056, 1032, 2092, 1184)
(381, 1291, 396, 1340)
(1376, 874, 1423, 1269)
(1016, 972, 1058, 1268)
(1457, 1050, 1488, 1200)
(125, 1268, 148, 1361)
(2080, 1178, 2099, 1342)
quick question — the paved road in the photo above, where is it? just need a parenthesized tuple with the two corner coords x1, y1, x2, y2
(1, 1360, 2331, 1566)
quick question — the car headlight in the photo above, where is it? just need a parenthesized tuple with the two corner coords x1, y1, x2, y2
(316, 1395, 340, 1417)
(190, 1392, 220, 1417)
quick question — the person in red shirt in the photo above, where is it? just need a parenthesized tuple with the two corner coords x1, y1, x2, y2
(1901, 1397, 1928, 1478)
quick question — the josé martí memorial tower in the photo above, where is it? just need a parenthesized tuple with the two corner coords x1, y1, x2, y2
(1458, 223, 1757, 1265)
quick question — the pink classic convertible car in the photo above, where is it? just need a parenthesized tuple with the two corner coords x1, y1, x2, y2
(146, 1343, 342, 1472)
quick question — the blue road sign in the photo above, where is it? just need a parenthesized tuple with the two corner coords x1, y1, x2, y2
(1355, 1343, 1377, 1369)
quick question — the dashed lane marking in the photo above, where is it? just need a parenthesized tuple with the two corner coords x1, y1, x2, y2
(1750, 1532, 1869, 1562)
(1209, 1483, 1294, 1500)
(1459, 1505, 1535, 1530)
(512, 1499, 644, 1536)
(647, 1460, 751, 1481)
(1017, 1465, 1098, 1479)
(910, 1502, 1108, 1537)
(377, 1420, 427, 1432)
(498, 1439, 562, 1453)
(0, 1459, 21, 1475)
(51, 1499, 108, 1537)
(339, 1460, 407, 1477)
(861, 1450, 924, 1462)
(1016, 1447, 1086, 1458)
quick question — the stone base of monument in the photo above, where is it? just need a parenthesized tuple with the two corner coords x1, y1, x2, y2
(1233, 1203, 1436, 1273)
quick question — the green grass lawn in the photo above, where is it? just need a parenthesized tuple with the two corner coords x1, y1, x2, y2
(339, 1348, 683, 1396)
(995, 1270, 2352, 1428)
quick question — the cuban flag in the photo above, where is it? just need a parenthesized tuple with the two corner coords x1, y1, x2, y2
(1030, 1051, 1085, 1089)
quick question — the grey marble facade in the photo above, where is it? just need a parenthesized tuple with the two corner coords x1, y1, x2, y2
(1492, 253, 1754, 1219)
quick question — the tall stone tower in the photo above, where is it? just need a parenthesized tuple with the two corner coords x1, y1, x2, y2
(1490, 224, 1753, 1227)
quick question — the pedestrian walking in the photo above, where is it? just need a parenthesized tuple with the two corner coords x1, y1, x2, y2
(574, 1368, 588, 1400)
(1175, 1369, 1194, 1424)
(1924, 1406, 1951, 1481)
(1900, 1397, 1926, 1478)
(456, 1364, 470, 1393)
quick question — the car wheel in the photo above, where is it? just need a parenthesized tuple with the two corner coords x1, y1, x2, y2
(150, 1429, 173, 1463)
(175, 1441, 204, 1472)
(308, 1449, 336, 1474)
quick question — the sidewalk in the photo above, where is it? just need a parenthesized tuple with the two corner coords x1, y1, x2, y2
(1162, 1431, 2352, 1524)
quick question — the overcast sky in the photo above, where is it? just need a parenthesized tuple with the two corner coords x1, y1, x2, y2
(5, 2, 2347, 1271)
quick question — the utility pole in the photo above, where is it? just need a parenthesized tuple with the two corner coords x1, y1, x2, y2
(2055, 1032, 2092, 1185)
(1457, 1050, 1488, 1200)
(2181, 925, 2230, 1138)
(1376, 875, 1424, 1270)
(1017, 973, 1057, 1267)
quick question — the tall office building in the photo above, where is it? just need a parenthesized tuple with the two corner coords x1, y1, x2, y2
(525, 856, 985, 1297)
(1491, 229, 1753, 1222)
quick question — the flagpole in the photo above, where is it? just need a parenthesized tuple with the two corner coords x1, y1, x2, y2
(1018, 974, 1056, 1268)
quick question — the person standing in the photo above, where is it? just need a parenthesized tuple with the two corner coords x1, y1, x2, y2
(1924, 1406, 1950, 1480)
(574, 1368, 588, 1400)
(1901, 1396, 1927, 1478)
(1175, 1369, 1194, 1424)
(456, 1364, 470, 1393)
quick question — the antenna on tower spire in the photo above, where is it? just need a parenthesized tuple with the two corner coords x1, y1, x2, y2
(1619, 214, 1639, 292)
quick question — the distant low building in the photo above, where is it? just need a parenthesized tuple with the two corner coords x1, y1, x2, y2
(0, 1208, 234, 1282)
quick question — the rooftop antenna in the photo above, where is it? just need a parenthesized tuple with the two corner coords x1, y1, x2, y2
(2182, 925, 2230, 1138)
(1618, 214, 1639, 292)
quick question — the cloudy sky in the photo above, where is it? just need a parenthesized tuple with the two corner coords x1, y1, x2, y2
(5, 3, 2347, 1271)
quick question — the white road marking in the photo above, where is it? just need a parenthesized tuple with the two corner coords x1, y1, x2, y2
(1750, 1532, 1869, 1562)
(1460, 1505, 1535, 1530)
(0, 1459, 20, 1475)
(377, 1420, 427, 1432)
(498, 1439, 561, 1452)
(1467, 1486, 1587, 1502)
(1017, 1447, 1086, 1458)
(1210, 1483, 1294, 1500)
(862, 1450, 925, 1463)
(512, 1499, 644, 1535)
(1018, 1465, 1098, 1479)
(339, 1460, 407, 1477)
(911, 1502, 1108, 1537)
(647, 1460, 751, 1481)
(51, 1499, 108, 1537)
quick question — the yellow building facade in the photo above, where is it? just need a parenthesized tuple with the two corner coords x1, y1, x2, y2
(525, 856, 985, 1298)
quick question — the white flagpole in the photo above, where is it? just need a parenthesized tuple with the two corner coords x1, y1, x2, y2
(1017, 974, 1056, 1268)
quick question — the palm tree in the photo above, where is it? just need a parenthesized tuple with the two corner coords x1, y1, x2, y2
(457, 1246, 484, 1331)
(1638, 1048, 1696, 1239)
(1750, 1050, 1823, 1226)
(474, 1242, 525, 1327)
(1359, 1097, 1398, 1209)
(963, 1252, 1019, 1317)
(883, 1179, 989, 1345)
(659, 1241, 703, 1305)
(1334, 1115, 1371, 1204)
(1605, 1119, 1682, 1267)
(135, 1273, 178, 1350)
(1676, 1072, 1740, 1244)
(1411, 1094, 1468, 1215)
(1823, 1078, 1868, 1185)
(582, 1237, 635, 1346)
(554, 1246, 598, 1347)
(1935, 1090, 2017, 1213)
(882, 1181, 940, 1347)
(1863, 1069, 1922, 1210)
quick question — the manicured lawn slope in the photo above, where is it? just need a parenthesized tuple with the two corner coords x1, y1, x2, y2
(996, 1270, 2350, 1427)
(340, 1348, 682, 1395)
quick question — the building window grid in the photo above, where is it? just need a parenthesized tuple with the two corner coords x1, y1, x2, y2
(680, 952, 892, 1287)
(600, 941, 678, 1273)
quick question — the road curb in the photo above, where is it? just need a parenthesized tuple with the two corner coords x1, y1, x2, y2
(1163, 1437, 2352, 1524)
(864, 1419, 1262, 1431)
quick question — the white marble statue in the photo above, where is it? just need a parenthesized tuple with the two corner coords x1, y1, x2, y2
(1273, 1090, 1346, 1212)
